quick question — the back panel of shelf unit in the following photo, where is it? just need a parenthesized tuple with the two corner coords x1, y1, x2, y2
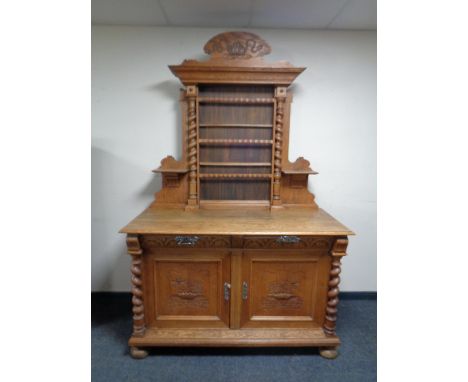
(198, 85, 275, 202)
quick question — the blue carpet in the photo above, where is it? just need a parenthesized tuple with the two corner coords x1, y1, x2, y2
(92, 293, 376, 382)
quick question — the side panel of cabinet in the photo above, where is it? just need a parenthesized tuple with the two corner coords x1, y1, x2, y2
(240, 250, 330, 328)
(143, 249, 230, 328)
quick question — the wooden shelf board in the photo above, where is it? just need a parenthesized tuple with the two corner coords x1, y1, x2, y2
(199, 97, 275, 104)
(152, 167, 188, 174)
(199, 139, 273, 146)
(282, 169, 318, 175)
(200, 200, 270, 207)
(129, 328, 340, 347)
(200, 162, 271, 167)
(200, 173, 272, 179)
(199, 123, 273, 128)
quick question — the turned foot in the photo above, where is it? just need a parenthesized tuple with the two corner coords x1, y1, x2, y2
(319, 346, 338, 359)
(130, 346, 148, 359)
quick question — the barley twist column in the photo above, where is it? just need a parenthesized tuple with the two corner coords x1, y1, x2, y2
(186, 85, 198, 207)
(126, 234, 145, 337)
(323, 238, 348, 336)
(272, 87, 287, 207)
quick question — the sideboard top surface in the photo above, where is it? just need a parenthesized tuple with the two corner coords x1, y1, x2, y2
(120, 208, 353, 236)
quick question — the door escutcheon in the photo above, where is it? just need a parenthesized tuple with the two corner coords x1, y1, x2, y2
(224, 282, 231, 301)
(242, 281, 248, 300)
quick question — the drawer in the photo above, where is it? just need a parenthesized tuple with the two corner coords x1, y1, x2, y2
(141, 235, 231, 249)
(242, 236, 333, 250)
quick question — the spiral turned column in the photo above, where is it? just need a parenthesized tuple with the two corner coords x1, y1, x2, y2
(272, 87, 286, 207)
(323, 238, 348, 336)
(126, 234, 145, 337)
(186, 85, 198, 207)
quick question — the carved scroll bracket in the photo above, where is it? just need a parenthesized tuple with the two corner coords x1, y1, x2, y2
(323, 237, 348, 337)
(126, 234, 142, 256)
(126, 234, 145, 337)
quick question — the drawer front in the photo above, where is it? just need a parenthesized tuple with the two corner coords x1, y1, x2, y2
(242, 236, 333, 250)
(141, 235, 231, 249)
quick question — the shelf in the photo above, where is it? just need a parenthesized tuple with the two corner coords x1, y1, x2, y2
(199, 173, 272, 179)
(152, 167, 188, 174)
(199, 123, 273, 128)
(200, 162, 271, 167)
(282, 169, 319, 175)
(199, 139, 273, 146)
(199, 97, 275, 104)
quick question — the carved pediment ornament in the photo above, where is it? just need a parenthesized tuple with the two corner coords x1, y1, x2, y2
(204, 31, 271, 59)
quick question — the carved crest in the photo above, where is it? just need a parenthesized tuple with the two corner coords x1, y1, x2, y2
(204, 32, 271, 59)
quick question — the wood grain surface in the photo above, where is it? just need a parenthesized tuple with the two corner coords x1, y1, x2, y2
(120, 208, 353, 236)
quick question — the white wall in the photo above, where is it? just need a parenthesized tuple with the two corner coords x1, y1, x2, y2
(92, 26, 376, 291)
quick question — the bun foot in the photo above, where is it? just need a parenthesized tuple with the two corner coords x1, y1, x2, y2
(130, 346, 148, 359)
(319, 346, 338, 359)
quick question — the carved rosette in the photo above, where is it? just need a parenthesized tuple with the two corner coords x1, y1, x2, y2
(273, 87, 287, 206)
(323, 238, 348, 336)
(126, 235, 145, 337)
(186, 86, 198, 205)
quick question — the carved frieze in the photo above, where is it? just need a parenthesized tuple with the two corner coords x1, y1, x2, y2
(243, 236, 333, 250)
(141, 235, 231, 249)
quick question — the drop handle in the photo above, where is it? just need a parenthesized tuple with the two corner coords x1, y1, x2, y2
(175, 236, 199, 246)
(276, 235, 301, 244)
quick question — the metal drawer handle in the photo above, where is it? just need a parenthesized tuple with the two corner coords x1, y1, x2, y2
(175, 236, 199, 246)
(276, 235, 301, 244)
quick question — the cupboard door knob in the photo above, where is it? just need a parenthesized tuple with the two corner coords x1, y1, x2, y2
(242, 281, 248, 300)
(224, 282, 231, 301)
(276, 235, 301, 244)
(175, 236, 199, 246)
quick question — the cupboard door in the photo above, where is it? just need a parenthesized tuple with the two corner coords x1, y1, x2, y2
(144, 250, 230, 328)
(240, 250, 330, 328)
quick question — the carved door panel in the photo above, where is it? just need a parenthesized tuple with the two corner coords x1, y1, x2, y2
(144, 250, 230, 328)
(240, 250, 330, 328)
